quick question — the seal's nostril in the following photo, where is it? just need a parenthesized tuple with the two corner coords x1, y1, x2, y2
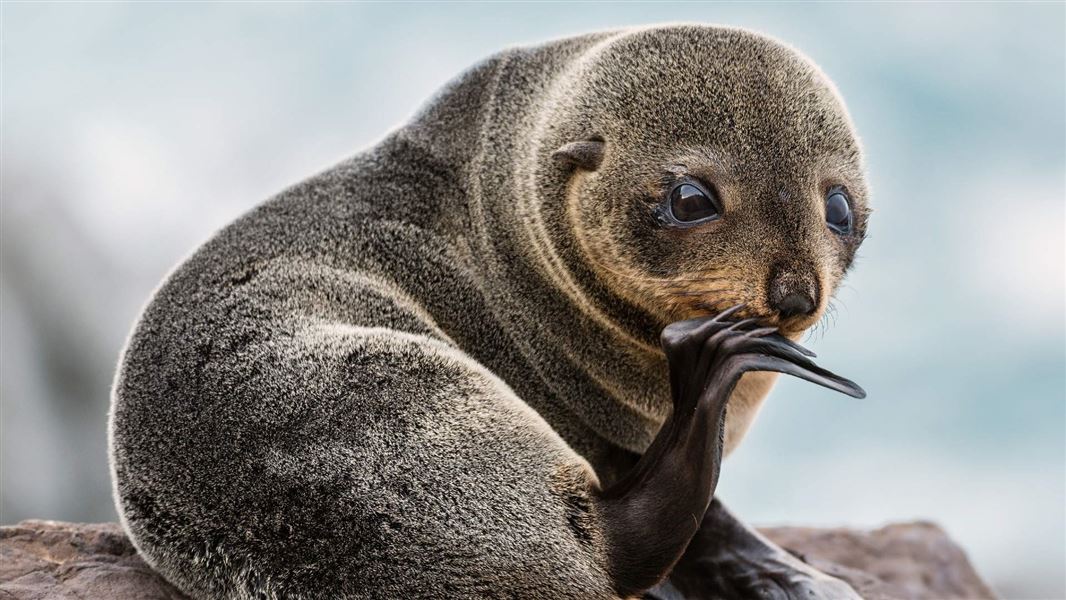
(775, 292, 815, 318)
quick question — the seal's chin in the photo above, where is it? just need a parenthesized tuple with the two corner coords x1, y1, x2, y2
(775, 316, 818, 339)
(751, 309, 824, 340)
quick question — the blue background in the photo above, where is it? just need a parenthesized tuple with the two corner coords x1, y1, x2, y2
(2, 3, 1063, 597)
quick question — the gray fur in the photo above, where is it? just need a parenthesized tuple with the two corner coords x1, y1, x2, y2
(109, 24, 866, 599)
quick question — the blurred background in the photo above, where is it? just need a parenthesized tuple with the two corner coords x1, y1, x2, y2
(2, 3, 1063, 598)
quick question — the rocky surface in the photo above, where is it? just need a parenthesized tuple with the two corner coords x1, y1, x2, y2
(0, 521, 188, 600)
(0, 519, 995, 599)
(762, 522, 997, 600)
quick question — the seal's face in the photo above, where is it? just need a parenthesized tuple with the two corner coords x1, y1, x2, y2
(554, 26, 869, 338)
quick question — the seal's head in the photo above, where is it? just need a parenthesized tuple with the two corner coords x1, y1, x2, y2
(547, 25, 868, 338)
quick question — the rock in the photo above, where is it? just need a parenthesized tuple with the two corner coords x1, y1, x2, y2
(761, 522, 997, 600)
(0, 519, 995, 599)
(0, 521, 188, 600)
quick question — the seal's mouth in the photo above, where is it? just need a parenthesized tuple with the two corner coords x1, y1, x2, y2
(676, 296, 822, 339)
(659, 266, 827, 337)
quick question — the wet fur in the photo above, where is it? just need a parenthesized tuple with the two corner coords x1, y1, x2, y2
(109, 24, 866, 598)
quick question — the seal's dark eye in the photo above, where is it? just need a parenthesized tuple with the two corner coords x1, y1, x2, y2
(825, 189, 853, 234)
(668, 183, 720, 224)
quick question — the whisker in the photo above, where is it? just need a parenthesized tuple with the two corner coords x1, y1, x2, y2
(585, 259, 679, 285)
(584, 254, 733, 287)
(672, 286, 735, 297)
(693, 296, 748, 316)
(832, 296, 850, 316)
(806, 298, 838, 342)
(583, 253, 759, 321)
(661, 275, 731, 285)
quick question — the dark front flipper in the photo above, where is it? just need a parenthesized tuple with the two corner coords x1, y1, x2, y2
(594, 307, 864, 598)
(665, 499, 862, 600)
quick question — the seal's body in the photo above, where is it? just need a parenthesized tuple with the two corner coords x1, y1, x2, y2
(110, 25, 868, 599)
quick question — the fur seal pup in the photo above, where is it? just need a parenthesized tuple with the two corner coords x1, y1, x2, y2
(109, 24, 869, 599)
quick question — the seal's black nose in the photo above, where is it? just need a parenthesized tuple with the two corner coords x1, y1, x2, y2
(773, 291, 815, 318)
(768, 264, 819, 319)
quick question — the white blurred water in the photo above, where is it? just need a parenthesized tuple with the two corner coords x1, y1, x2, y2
(2, 4, 1063, 598)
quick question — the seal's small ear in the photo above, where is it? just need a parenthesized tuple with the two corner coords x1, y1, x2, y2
(552, 139, 605, 172)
